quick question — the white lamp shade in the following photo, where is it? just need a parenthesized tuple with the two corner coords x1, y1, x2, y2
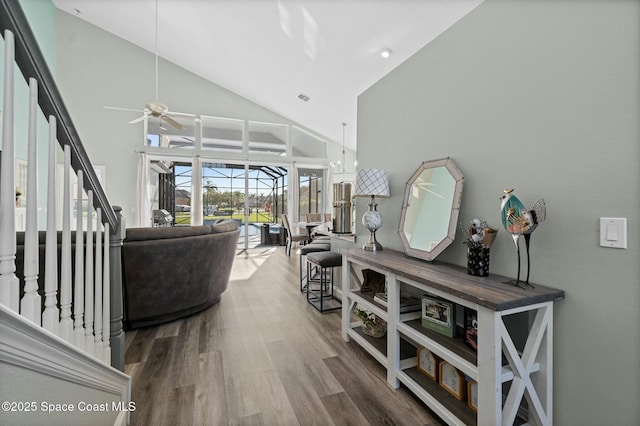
(354, 169, 390, 197)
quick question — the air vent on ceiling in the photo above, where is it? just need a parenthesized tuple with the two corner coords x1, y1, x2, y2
(297, 93, 310, 102)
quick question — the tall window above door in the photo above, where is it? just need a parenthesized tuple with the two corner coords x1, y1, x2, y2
(146, 114, 197, 149)
(141, 113, 330, 165)
(248, 121, 287, 156)
(201, 116, 244, 153)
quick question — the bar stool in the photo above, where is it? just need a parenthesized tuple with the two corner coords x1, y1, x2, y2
(311, 235, 331, 243)
(299, 242, 330, 291)
(306, 251, 342, 313)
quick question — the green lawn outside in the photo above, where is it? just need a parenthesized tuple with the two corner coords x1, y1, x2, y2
(174, 211, 275, 225)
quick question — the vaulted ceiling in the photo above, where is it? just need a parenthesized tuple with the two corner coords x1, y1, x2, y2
(52, 0, 484, 151)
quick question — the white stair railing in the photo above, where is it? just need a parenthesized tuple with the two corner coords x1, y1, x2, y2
(43, 116, 60, 335)
(0, 29, 112, 364)
(0, 30, 19, 312)
(20, 77, 41, 325)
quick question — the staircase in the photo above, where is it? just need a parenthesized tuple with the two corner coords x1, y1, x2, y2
(1, 1, 130, 424)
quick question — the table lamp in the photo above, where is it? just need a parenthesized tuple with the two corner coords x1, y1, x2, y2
(354, 169, 390, 251)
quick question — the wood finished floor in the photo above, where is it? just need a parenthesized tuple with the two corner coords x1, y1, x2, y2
(124, 246, 444, 426)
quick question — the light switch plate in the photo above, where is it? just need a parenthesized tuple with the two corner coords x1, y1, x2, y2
(600, 217, 627, 249)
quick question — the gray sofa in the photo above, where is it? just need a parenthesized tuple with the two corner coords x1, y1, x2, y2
(122, 220, 239, 329)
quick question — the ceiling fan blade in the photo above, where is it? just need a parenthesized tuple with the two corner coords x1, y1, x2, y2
(166, 111, 196, 120)
(128, 115, 147, 124)
(162, 114, 185, 130)
(103, 106, 143, 113)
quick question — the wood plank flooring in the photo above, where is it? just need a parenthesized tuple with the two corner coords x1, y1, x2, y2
(124, 246, 444, 426)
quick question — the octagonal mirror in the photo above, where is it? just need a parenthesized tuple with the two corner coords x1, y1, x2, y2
(399, 157, 464, 262)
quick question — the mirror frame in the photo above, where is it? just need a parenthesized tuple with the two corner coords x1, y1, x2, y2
(398, 157, 464, 262)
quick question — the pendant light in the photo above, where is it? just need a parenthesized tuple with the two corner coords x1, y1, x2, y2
(341, 122, 347, 174)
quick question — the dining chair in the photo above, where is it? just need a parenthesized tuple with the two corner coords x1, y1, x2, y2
(305, 213, 322, 222)
(282, 214, 308, 256)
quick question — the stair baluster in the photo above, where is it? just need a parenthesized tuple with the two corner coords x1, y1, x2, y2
(0, 30, 19, 311)
(20, 78, 40, 324)
(42, 116, 60, 334)
(84, 190, 94, 355)
(73, 170, 85, 349)
(94, 208, 103, 357)
(59, 146, 74, 342)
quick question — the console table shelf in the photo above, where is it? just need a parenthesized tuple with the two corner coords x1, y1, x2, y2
(341, 248, 564, 426)
(401, 319, 477, 367)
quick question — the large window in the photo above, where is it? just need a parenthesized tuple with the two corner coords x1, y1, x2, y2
(200, 163, 287, 224)
(148, 158, 289, 248)
(298, 168, 322, 221)
(140, 113, 334, 243)
(248, 121, 287, 156)
(171, 164, 191, 224)
(201, 116, 244, 153)
(145, 114, 197, 149)
(145, 115, 329, 159)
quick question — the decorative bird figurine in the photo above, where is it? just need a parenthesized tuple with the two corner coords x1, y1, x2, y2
(500, 189, 546, 287)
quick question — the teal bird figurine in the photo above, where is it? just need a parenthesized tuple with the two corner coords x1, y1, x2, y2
(500, 189, 546, 287)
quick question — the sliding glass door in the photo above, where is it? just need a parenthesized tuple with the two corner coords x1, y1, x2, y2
(147, 157, 330, 250)
(200, 162, 288, 249)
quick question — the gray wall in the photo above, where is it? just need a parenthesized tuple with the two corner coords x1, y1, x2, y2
(356, 0, 639, 424)
(55, 10, 350, 224)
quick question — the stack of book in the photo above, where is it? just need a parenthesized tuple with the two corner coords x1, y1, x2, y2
(373, 292, 422, 313)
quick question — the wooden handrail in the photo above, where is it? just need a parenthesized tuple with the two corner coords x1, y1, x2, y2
(0, 0, 117, 231)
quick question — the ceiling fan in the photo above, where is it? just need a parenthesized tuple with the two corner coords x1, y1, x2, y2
(105, 0, 187, 131)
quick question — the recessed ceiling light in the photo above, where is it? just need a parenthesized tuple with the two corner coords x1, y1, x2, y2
(380, 48, 392, 59)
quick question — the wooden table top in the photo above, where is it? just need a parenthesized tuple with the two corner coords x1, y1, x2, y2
(341, 247, 565, 311)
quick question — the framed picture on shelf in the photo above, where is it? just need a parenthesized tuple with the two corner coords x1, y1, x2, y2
(421, 294, 456, 337)
(464, 308, 478, 351)
(439, 361, 465, 401)
(468, 380, 478, 412)
(416, 347, 439, 381)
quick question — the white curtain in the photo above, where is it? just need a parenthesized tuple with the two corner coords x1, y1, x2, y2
(191, 156, 203, 225)
(136, 151, 151, 227)
(289, 162, 299, 226)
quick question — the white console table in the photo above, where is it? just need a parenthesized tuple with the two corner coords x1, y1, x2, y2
(341, 248, 564, 426)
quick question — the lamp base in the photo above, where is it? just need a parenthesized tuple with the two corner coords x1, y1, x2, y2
(363, 236, 383, 252)
(362, 198, 383, 251)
